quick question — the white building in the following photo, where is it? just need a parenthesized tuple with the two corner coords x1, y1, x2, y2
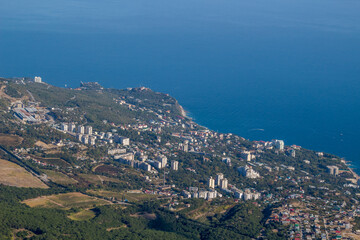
(81, 135, 89, 145)
(243, 189, 260, 200)
(182, 190, 191, 198)
(220, 178, 228, 190)
(108, 148, 126, 155)
(208, 177, 215, 189)
(207, 190, 217, 200)
(216, 173, 224, 186)
(179, 142, 189, 152)
(34, 76, 42, 83)
(290, 149, 296, 158)
(198, 191, 207, 199)
(114, 135, 130, 146)
(234, 191, 243, 199)
(61, 123, 68, 132)
(222, 157, 232, 166)
(77, 125, 85, 134)
(77, 134, 83, 141)
(241, 151, 255, 161)
(105, 132, 113, 138)
(89, 136, 96, 145)
(238, 165, 260, 179)
(85, 126, 93, 135)
(158, 155, 168, 168)
(273, 139, 284, 150)
(327, 166, 339, 176)
(171, 160, 179, 171)
(114, 153, 134, 161)
(153, 161, 162, 169)
(69, 123, 76, 132)
(253, 192, 261, 200)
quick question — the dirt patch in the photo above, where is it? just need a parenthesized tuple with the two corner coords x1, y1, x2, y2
(0, 134, 23, 146)
(22, 192, 111, 209)
(94, 164, 121, 176)
(0, 159, 48, 188)
(68, 209, 96, 221)
(106, 226, 127, 231)
(35, 141, 57, 149)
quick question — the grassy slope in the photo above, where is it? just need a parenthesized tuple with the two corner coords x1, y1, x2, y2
(0, 159, 48, 188)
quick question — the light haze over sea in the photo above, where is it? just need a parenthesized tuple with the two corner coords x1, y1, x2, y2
(1, 0, 360, 168)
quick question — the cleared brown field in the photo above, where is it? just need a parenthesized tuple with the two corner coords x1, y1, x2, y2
(0, 159, 48, 188)
(93, 164, 121, 176)
(35, 141, 57, 149)
(43, 170, 78, 185)
(23, 192, 110, 209)
(0, 134, 23, 146)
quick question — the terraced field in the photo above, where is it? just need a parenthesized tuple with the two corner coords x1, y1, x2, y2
(43, 170, 78, 185)
(22, 192, 110, 209)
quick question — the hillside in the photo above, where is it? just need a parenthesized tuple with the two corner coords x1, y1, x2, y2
(0, 77, 359, 240)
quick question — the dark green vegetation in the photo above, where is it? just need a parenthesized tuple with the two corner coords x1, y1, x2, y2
(0, 185, 274, 240)
(8, 81, 183, 127)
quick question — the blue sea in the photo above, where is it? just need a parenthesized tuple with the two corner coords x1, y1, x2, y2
(1, 0, 360, 167)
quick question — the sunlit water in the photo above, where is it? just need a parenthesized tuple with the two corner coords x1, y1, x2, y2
(1, 0, 360, 168)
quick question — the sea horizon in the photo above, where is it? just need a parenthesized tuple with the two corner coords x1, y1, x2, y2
(1, 0, 360, 171)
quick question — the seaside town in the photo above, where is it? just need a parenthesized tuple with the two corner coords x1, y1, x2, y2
(1, 77, 360, 239)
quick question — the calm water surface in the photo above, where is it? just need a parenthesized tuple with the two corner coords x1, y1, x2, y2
(1, 0, 360, 167)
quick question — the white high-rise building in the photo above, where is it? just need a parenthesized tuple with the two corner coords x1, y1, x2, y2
(171, 160, 179, 171)
(77, 134, 83, 141)
(81, 135, 89, 144)
(220, 178, 228, 190)
(208, 177, 215, 189)
(158, 155, 168, 168)
(90, 136, 96, 145)
(61, 123, 68, 132)
(85, 126, 93, 135)
(327, 166, 339, 176)
(78, 125, 85, 134)
(273, 139, 284, 150)
(216, 173, 224, 186)
(179, 141, 189, 152)
(69, 123, 76, 132)
(241, 151, 255, 161)
(243, 189, 253, 200)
